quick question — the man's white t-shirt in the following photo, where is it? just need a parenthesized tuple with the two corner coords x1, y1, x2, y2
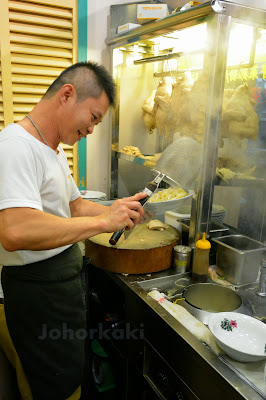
(0, 123, 80, 268)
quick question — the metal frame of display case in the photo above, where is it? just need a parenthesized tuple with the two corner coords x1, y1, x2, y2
(106, 1, 266, 248)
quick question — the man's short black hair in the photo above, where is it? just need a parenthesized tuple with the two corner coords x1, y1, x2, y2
(43, 61, 116, 106)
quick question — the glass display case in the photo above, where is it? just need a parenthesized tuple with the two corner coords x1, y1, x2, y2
(106, 1, 266, 247)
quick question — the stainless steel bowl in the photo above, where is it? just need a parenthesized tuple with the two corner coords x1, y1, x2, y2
(172, 283, 252, 325)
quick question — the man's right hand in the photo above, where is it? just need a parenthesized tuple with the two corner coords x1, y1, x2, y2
(99, 192, 147, 233)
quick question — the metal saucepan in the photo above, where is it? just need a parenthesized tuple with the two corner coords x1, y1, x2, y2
(167, 283, 251, 325)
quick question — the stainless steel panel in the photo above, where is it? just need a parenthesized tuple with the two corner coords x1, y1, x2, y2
(108, 2, 266, 265)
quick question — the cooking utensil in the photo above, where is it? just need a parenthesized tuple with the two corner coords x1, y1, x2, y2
(109, 138, 202, 246)
(164, 283, 251, 325)
(182, 283, 242, 312)
(109, 172, 166, 245)
(144, 189, 194, 214)
(154, 137, 202, 189)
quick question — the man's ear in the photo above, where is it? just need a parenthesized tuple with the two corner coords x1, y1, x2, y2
(60, 84, 76, 103)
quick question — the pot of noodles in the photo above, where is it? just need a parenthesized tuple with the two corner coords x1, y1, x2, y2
(145, 186, 194, 214)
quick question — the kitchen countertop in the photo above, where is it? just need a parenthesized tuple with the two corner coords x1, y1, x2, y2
(104, 267, 266, 400)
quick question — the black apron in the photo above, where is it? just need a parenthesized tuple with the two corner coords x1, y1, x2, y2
(2, 243, 85, 400)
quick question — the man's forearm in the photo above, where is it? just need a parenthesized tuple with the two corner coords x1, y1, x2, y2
(0, 208, 108, 252)
(70, 196, 109, 217)
(0, 193, 147, 252)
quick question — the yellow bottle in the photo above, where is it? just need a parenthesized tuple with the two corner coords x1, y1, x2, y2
(192, 232, 211, 283)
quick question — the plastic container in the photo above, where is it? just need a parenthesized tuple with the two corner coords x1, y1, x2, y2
(192, 233, 211, 283)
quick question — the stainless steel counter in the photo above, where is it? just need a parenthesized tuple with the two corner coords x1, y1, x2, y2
(106, 268, 266, 400)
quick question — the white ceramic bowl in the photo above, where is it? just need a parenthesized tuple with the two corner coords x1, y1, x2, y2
(208, 312, 266, 362)
(80, 190, 106, 201)
(144, 189, 194, 214)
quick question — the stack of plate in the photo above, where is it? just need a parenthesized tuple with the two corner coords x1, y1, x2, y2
(211, 205, 227, 225)
(80, 190, 107, 202)
(174, 204, 226, 224)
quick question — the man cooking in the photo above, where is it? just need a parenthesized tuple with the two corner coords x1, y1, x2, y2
(0, 61, 147, 399)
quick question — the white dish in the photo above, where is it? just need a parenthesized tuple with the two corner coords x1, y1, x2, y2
(144, 189, 194, 214)
(80, 190, 106, 200)
(208, 312, 266, 362)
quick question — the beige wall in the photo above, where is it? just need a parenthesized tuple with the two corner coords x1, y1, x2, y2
(86, 0, 144, 197)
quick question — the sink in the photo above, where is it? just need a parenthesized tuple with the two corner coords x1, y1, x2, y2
(137, 273, 254, 325)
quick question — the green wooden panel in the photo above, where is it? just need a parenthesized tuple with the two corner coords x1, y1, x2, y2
(78, 0, 87, 189)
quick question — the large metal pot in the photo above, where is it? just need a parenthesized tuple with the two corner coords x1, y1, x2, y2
(179, 283, 251, 325)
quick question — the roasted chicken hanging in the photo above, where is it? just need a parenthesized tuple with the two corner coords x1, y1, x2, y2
(153, 77, 174, 137)
(142, 89, 157, 134)
(188, 73, 209, 143)
(171, 71, 196, 139)
(141, 74, 259, 148)
(221, 83, 259, 145)
(170, 71, 195, 138)
(170, 71, 194, 124)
